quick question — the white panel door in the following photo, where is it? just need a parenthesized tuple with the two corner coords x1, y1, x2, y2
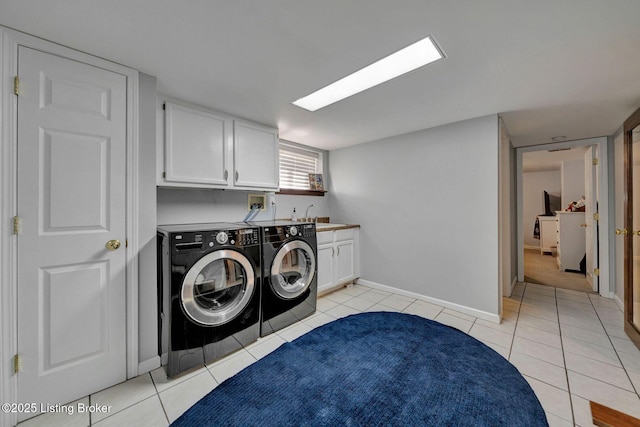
(16, 46, 127, 417)
(316, 243, 335, 292)
(584, 146, 598, 292)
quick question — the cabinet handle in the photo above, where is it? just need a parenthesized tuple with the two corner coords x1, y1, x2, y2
(336, 246, 340, 256)
(224, 170, 228, 181)
(331, 247, 335, 257)
(616, 228, 628, 235)
(235, 171, 239, 182)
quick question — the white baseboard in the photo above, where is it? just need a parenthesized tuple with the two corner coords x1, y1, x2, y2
(524, 244, 540, 251)
(138, 356, 161, 376)
(614, 293, 624, 311)
(355, 279, 501, 324)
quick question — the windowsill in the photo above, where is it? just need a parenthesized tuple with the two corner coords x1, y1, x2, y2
(277, 189, 326, 197)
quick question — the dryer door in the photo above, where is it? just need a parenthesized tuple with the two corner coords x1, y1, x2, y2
(181, 250, 255, 326)
(270, 240, 316, 299)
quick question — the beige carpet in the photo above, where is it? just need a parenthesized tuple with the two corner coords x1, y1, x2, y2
(524, 248, 594, 293)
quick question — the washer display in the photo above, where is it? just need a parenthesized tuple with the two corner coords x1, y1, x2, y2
(157, 223, 261, 377)
(249, 221, 318, 336)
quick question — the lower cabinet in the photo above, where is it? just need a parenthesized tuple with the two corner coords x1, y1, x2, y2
(316, 228, 360, 295)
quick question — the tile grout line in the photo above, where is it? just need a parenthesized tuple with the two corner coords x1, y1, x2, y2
(588, 294, 640, 398)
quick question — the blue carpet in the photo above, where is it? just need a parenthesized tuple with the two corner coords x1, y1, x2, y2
(172, 312, 548, 426)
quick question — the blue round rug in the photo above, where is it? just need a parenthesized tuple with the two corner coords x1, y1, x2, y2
(172, 312, 548, 426)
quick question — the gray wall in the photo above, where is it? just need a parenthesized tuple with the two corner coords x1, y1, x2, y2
(137, 74, 159, 368)
(328, 115, 501, 317)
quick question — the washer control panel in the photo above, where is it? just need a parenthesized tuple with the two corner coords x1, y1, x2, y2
(172, 227, 259, 252)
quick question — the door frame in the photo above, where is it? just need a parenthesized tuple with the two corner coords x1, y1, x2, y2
(515, 137, 611, 297)
(623, 107, 640, 346)
(0, 27, 140, 427)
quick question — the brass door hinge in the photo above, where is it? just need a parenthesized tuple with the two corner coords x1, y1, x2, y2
(592, 157, 599, 166)
(594, 268, 600, 276)
(13, 76, 20, 96)
(13, 354, 22, 373)
(594, 213, 599, 221)
(13, 216, 22, 234)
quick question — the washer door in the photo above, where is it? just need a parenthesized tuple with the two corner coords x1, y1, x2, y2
(270, 240, 316, 299)
(181, 250, 255, 326)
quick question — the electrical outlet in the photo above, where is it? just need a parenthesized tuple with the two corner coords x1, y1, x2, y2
(248, 194, 267, 211)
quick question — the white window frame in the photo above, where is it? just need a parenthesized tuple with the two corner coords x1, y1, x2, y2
(279, 141, 324, 193)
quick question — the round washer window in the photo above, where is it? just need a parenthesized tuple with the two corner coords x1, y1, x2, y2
(270, 240, 316, 299)
(181, 250, 255, 326)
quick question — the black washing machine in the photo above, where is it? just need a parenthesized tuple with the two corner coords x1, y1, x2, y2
(247, 221, 317, 336)
(157, 223, 261, 377)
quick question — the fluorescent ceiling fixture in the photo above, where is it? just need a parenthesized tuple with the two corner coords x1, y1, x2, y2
(293, 35, 444, 112)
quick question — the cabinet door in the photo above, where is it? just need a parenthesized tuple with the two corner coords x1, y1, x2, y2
(335, 239, 356, 284)
(233, 120, 279, 190)
(316, 243, 335, 293)
(164, 102, 229, 186)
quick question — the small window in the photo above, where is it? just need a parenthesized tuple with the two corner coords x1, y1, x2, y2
(279, 142, 324, 195)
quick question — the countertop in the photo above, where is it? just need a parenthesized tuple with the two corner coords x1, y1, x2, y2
(315, 223, 360, 232)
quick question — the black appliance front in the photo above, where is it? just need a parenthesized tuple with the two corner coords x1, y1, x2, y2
(260, 222, 317, 336)
(158, 223, 261, 377)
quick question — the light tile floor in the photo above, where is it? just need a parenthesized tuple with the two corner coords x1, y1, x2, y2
(18, 282, 640, 427)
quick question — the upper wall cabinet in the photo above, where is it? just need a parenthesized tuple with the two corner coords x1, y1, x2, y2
(159, 100, 279, 191)
(233, 120, 279, 190)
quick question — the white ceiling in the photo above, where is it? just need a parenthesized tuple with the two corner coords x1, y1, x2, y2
(2, 1, 640, 151)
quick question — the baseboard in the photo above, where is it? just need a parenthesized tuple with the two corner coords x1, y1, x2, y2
(524, 244, 540, 251)
(355, 279, 501, 324)
(138, 356, 161, 375)
(614, 293, 624, 311)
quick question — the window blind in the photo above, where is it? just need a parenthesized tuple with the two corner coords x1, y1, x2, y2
(279, 144, 320, 190)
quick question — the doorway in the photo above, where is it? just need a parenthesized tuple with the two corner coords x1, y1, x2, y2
(516, 137, 611, 298)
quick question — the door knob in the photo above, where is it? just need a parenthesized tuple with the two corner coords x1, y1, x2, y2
(106, 239, 121, 251)
(616, 229, 628, 235)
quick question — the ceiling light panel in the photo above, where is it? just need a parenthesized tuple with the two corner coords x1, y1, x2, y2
(293, 35, 444, 112)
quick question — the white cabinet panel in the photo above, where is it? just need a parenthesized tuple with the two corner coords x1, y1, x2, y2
(317, 244, 335, 291)
(335, 239, 355, 284)
(233, 120, 279, 189)
(164, 102, 229, 186)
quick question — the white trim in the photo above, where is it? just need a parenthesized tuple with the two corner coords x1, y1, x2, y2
(0, 26, 140, 426)
(524, 244, 541, 251)
(0, 28, 19, 427)
(614, 292, 624, 311)
(356, 279, 501, 324)
(516, 137, 611, 299)
(138, 356, 161, 376)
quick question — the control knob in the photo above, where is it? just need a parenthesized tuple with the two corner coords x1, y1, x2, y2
(216, 232, 228, 244)
(290, 226, 298, 236)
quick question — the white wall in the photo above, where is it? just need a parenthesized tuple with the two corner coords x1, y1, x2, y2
(328, 115, 500, 318)
(522, 170, 560, 247)
(137, 74, 159, 371)
(157, 190, 331, 225)
(499, 118, 515, 297)
(562, 158, 586, 207)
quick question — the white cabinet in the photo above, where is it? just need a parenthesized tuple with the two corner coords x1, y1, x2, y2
(316, 227, 360, 295)
(538, 216, 557, 254)
(159, 99, 279, 191)
(233, 120, 279, 189)
(556, 212, 586, 271)
(164, 102, 230, 186)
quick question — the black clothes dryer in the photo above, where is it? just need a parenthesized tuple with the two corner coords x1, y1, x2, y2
(249, 221, 317, 336)
(157, 223, 261, 377)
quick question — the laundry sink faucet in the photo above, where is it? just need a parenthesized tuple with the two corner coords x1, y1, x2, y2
(305, 204, 319, 222)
